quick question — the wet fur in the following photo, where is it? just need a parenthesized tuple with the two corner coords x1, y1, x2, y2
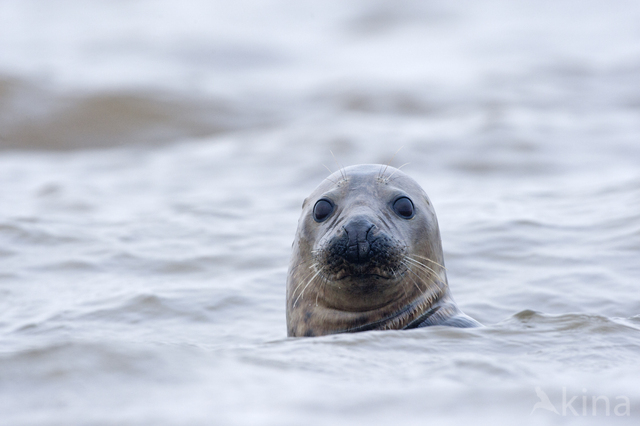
(286, 164, 480, 337)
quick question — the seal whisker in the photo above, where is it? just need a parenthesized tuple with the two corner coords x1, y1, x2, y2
(321, 164, 340, 185)
(404, 256, 442, 280)
(400, 260, 427, 293)
(329, 150, 347, 183)
(394, 260, 422, 296)
(380, 146, 404, 181)
(291, 264, 321, 301)
(407, 271, 426, 294)
(395, 266, 410, 301)
(324, 176, 340, 185)
(410, 254, 446, 270)
(404, 256, 441, 276)
(316, 275, 329, 307)
(403, 257, 441, 283)
(400, 264, 442, 311)
(288, 259, 316, 275)
(293, 266, 325, 308)
(404, 261, 446, 295)
(291, 268, 319, 306)
(384, 162, 410, 183)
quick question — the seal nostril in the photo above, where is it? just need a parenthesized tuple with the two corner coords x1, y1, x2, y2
(343, 218, 375, 264)
(366, 224, 375, 240)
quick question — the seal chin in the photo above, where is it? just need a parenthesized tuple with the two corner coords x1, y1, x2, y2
(316, 266, 431, 314)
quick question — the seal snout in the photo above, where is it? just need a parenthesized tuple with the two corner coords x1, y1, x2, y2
(319, 213, 403, 281)
(343, 217, 375, 264)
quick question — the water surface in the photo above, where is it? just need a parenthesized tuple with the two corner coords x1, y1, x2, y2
(1, 1, 640, 424)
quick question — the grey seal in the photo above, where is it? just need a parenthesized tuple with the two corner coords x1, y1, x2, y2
(286, 164, 480, 337)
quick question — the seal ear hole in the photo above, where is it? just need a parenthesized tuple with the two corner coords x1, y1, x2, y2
(313, 199, 334, 222)
(393, 197, 414, 219)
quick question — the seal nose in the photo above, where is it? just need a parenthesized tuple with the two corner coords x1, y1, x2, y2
(343, 217, 375, 264)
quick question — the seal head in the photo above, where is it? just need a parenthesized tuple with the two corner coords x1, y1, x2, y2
(286, 164, 480, 337)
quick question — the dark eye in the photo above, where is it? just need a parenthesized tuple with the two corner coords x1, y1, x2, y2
(393, 197, 414, 219)
(313, 199, 334, 222)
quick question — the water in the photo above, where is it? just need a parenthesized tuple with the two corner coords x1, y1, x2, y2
(1, 0, 640, 424)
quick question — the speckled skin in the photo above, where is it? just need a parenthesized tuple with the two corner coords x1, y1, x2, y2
(286, 164, 480, 337)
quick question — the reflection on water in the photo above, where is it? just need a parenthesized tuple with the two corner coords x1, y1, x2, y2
(1, 0, 640, 425)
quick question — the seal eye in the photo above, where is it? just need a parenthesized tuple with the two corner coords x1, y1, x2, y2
(313, 199, 334, 222)
(393, 197, 414, 219)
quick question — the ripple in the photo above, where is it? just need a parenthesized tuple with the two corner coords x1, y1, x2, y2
(0, 339, 184, 383)
(0, 221, 81, 245)
(503, 310, 640, 333)
(74, 293, 212, 324)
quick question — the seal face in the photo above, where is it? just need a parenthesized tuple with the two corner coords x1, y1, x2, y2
(286, 164, 481, 337)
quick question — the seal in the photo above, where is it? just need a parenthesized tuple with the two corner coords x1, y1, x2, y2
(286, 164, 481, 337)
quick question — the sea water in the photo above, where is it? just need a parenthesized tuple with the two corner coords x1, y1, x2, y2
(1, 1, 639, 424)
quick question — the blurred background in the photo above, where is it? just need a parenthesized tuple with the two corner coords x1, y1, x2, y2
(2, 0, 638, 158)
(1, 1, 639, 425)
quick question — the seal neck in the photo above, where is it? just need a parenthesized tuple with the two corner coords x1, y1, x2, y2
(326, 283, 449, 334)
